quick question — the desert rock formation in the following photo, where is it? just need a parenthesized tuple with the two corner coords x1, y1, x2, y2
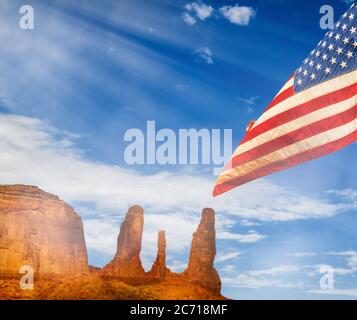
(185, 208, 221, 295)
(0, 185, 88, 276)
(103, 206, 221, 295)
(101, 205, 146, 281)
(0, 185, 224, 299)
(148, 231, 171, 280)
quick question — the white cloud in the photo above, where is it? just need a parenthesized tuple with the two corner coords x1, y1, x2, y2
(182, 12, 197, 25)
(84, 218, 119, 257)
(0, 96, 16, 110)
(175, 83, 187, 91)
(238, 96, 260, 106)
(185, 2, 213, 21)
(348, 255, 357, 268)
(0, 0, 210, 124)
(195, 47, 214, 64)
(327, 189, 357, 202)
(5, 113, 356, 270)
(217, 231, 265, 243)
(0, 114, 269, 268)
(222, 264, 305, 289)
(288, 252, 317, 257)
(310, 263, 357, 276)
(247, 265, 300, 277)
(325, 250, 357, 256)
(0, 113, 355, 225)
(2, 110, 354, 285)
(323, 251, 357, 273)
(141, 213, 200, 270)
(309, 289, 357, 297)
(296, 252, 357, 278)
(222, 260, 357, 291)
(220, 5, 256, 26)
(240, 219, 261, 227)
(333, 268, 357, 275)
(216, 251, 243, 263)
(83, 213, 199, 270)
(222, 274, 304, 289)
(169, 260, 188, 272)
(220, 264, 236, 273)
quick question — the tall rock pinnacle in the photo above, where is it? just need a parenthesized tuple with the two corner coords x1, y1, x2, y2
(102, 205, 146, 281)
(148, 230, 170, 279)
(0, 185, 88, 276)
(185, 208, 221, 294)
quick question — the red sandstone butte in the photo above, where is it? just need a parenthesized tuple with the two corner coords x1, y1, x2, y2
(185, 208, 221, 295)
(101, 205, 146, 281)
(0, 185, 88, 276)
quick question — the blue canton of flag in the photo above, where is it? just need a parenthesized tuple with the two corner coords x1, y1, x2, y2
(295, 2, 357, 93)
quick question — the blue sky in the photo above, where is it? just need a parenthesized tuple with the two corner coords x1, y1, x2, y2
(0, 0, 356, 299)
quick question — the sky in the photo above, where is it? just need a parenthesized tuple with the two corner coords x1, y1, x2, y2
(0, 0, 356, 299)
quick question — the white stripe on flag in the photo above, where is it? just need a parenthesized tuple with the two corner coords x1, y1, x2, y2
(217, 119, 357, 184)
(232, 94, 357, 158)
(252, 70, 357, 129)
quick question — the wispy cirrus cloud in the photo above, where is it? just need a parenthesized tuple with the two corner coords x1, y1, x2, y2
(222, 274, 298, 289)
(238, 96, 260, 106)
(287, 251, 357, 277)
(0, 113, 355, 224)
(216, 251, 243, 263)
(324, 251, 357, 270)
(194, 46, 214, 64)
(222, 257, 357, 292)
(0, 113, 268, 269)
(288, 252, 317, 257)
(222, 264, 305, 289)
(1, 112, 356, 272)
(327, 189, 357, 202)
(240, 219, 261, 227)
(218, 230, 265, 243)
(309, 289, 357, 297)
(237, 96, 260, 113)
(247, 265, 300, 277)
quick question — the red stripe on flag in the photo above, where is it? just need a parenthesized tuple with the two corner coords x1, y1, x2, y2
(213, 130, 357, 197)
(265, 86, 295, 111)
(241, 82, 357, 145)
(229, 104, 357, 168)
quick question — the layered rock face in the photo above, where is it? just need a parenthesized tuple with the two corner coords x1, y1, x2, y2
(185, 208, 221, 295)
(102, 206, 146, 280)
(0, 185, 88, 276)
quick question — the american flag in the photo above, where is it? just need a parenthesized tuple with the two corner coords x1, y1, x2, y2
(213, 3, 357, 197)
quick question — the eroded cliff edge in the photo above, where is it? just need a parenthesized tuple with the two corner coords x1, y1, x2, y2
(0, 185, 88, 276)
